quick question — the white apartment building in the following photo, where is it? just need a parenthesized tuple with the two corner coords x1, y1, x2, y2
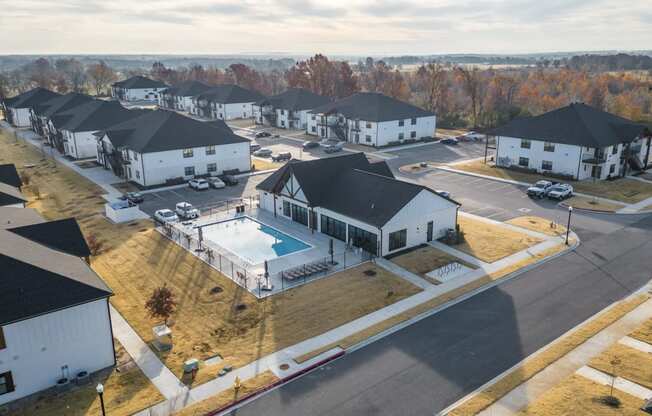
(111, 75, 168, 102)
(1, 88, 61, 128)
(253, 88, 331, 130)
(158, 80, 212, 112)
(191, 84, 265, 120)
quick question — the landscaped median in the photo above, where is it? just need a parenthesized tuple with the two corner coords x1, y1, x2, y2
(449, 159, 652, 205)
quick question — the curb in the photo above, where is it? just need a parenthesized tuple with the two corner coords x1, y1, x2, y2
(558, 201, 652, 216)
(208, 350, 346, 416)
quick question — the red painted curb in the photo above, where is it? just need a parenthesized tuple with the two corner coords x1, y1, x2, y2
(205, 350, 346, 416)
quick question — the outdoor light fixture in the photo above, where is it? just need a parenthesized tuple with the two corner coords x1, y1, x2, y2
(565, 206, 573, 245)
(96, 383, 106, 416)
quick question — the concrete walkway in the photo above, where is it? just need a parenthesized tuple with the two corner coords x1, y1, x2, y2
(474, 293, 652, 416)
(576, 366, 652, 400)
(375, 257, 434, 290)
(619, 335, 652, 353)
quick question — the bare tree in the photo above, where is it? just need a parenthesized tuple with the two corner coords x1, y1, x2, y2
(417, 63, 449, 113)
(455, 66, 488, 128)
(86, 61, 117, 96)
(56, 58, 87, 92)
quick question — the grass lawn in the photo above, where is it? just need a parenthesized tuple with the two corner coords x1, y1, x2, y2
(630, 318, 652, 344)
(453, 215, 543, 263)
(449, 294, 649, 416)
(590, 343, 652, 390)
(564, 196, 626, 212)
(251, 157, 281, 172)
(506, 216, 567, 238)
(390, 245, 475, 283)
(452, 160, 652, 204)
(517, 374, 646, 416)
(173, 371, 278, 416)
(11, 341, 164, 416)
(0, 129, 421, 387)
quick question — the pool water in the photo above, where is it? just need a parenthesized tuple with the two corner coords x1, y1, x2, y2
(199, 217, 311, 264)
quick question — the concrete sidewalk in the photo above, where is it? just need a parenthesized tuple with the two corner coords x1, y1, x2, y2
(475, 293, 652, 416)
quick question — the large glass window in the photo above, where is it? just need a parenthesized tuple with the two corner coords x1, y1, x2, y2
(184, 166, 195, 176)
(291, 204, 308, 226)
(388, 229, 407, 251)
(518, 157, 529, 167)
(206, 145, 216, 155)
(348, 225, 378, 255)
(541, 160, 553, 170)
(520, 139, 531, 149)
(207, 163, 217, 173)
(543, 142, 555, 152)
(321, 215, 346, 241)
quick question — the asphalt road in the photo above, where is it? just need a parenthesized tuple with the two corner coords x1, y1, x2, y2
(228, 213, 652, 416)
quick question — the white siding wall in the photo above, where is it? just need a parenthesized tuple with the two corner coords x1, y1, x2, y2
(113, 87, 162, 102)
(496, 136, 583, 179)
(9, 108, 31, 127)
(0, 299, 114, 405)
(134, 142, 250, 186)
(63, 130, 99, 159)
(215, 103, 255, 120)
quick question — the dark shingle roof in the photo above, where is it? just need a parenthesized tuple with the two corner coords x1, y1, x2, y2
(101, 110, 249, 153)
(112, 75, 167, 89)
(33, 92, 95, 118)
(309, 92, 434, 122)
(53, 100, 145, 132)
(8, 218, 91, 258)
(0, 209, 111, 325)
(163, 80, 212, 97)
(197, 84, 265, 103)
(256, 88, 331, 111)
(0, 183, 26, 207)
(490, 103, 650, 148)
(0, 164, 22, 188)
(257, 153, 459, 227)
(3, 88, 61, 109)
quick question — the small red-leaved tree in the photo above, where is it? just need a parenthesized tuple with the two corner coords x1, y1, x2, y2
(145, 285, 177, 326)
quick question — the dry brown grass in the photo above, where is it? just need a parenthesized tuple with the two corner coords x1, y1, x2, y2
(630, 318, 652, 345)
(454, 215, 543, 263)
(517, 374, 646, 416)
(390, 245, 475, 283)
(450, 294, 649, 416)
(590, 343, 652, 390)
(452, 160, 652, 204)
(251, 157, 281, 172)
(11, 341, 164, 416)
(296, 244, 569, 364)
(173, 371, 278, 416)
(506, 216, 567, 238)
(0, 129, 420, 387)
(565, 196, 626, 212)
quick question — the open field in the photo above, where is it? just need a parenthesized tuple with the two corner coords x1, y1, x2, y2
(590, 343, 652, 390)
(506, 216, 566, 237)
(295, 243, 569, 364)
(454, 215, 543, 263)
(449, 294, 649, 416)
(251, 157, 281, 171)
(452, 160, 652, 204)
(0, 130, 421, 387)
(173, 372, 278, 416)
(390, 245, 475, 283)
(12, 341, 164, 416)
(564, 196, 626, 212)
(517, 374, 646, 416)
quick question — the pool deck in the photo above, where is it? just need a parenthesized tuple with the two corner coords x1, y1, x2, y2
(169, 206, 367, 296)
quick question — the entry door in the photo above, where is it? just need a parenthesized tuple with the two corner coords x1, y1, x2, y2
(427, 221, 434, 242)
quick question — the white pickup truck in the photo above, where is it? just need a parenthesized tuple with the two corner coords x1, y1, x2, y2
(175, 202, 200, 219)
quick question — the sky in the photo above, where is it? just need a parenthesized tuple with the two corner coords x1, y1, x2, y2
(1, 0, 651, 56)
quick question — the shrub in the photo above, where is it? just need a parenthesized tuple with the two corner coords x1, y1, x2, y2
(87, 235, 103, 255)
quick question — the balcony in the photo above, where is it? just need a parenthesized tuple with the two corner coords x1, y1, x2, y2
(581, 153, 606, 164)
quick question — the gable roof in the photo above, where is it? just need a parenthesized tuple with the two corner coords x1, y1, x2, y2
(256, 88, 331, 111)
(490, 103, 650, 148)
(0, 164, 22, 188)
(163, 80, 212, 97)
(257, 153, 459, 227)
(3, 87, 61, 109)
(53, 100, 146, 132)
(309, 92, 434, 122)
(100, 110, 249, 153)
(197, 84, 265, 104)
(0, 183, 26, 207)
(8, 218, 91, 257)
(0, 208, 111, 326)
(112, 75, 167, 89)
(33, 92, 95, 118)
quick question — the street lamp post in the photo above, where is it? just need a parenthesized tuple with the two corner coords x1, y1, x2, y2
(96, 383, 106, 416)
(565, 206, 573, 245)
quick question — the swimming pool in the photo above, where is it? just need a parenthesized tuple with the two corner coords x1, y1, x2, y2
(198, 217, 311, 264)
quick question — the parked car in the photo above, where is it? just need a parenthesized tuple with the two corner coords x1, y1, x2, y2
(458, 131, 484, 142)
(175, 202, 200, 219)
(324, 141, 344, 153)
(154, 209, 178, 224)
(302, 141, 320, 149)
(250, 143, 262, 153)
(527, 180, 555, 199)
(436, 190, 451, 198)
(221, 175, 239, 186)
(253, 148, 273, 157)
(188, 178, 210, 190)
(119, 191, 144, 204)
(272, 152, 292, 162)
(255, 131, 272, 138)
(440, 137, 458, 145)
(208, 177, 225, 189)
(547, 184, 574, 200)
